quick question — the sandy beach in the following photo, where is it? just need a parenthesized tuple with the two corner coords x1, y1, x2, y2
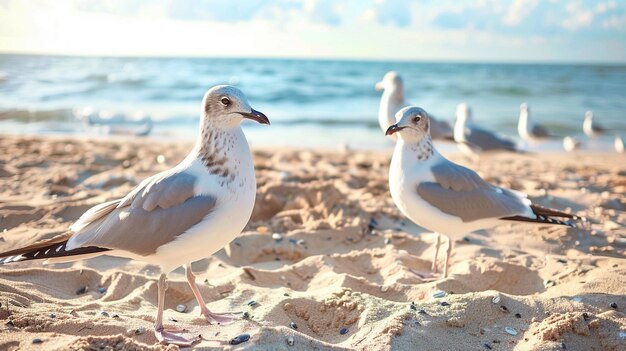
(0, 135, 624, 351)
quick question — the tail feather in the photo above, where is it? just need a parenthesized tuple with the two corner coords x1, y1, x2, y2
(502, 204, 579, 227)
(0, 233, 109, 265)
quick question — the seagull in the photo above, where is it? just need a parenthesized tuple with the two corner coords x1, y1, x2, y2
(454, 103, 521, 161)
(376, 71, 453, 141)
(517, 103, 551, 142)
(0, 85, 270, 346)
(386, 106, 577, 278)
(615, 136, 624, 153)
(563, 136, 582, 152)
(583, 111, 606, 138)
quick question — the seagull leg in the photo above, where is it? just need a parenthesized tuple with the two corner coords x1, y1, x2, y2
(443, 236, 453, 278)
(185, 264, 241, 325)
(154, 274, 200, 346)
(431, 232, 441, 274)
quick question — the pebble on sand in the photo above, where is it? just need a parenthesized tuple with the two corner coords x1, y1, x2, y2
(32, 338, 43, 344)
(176, 304, 187, 313)
(135, 327, 146, 335)
(287, 336, 294, 346)
(290, 321, 298, 329)
(610, 302, 618, 309)
(272, 233, 283, 242)
(505, 327, 518, 336)
(98, 287, 107, 294)
(230, 333, 251, 345)
(492, 295, 501, 304)
(247, 300, 258, 307)
(100, 311, 110, 317)
(340, 327, 349, 335)
(433, 291, 446, 298)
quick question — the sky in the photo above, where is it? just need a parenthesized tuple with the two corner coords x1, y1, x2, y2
(0, 0, 625, 63)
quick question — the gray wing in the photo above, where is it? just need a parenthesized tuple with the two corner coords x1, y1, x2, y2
(531, 124, 550, 138)
(465, 126, 518, 152)
(430, 117, 453, 140)
(67, 169, 217, 256)
(416, 162, 530, 222)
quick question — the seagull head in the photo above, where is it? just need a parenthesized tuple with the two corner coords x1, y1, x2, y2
(584, 110, 594, 121)
(520, 102, 529, 112)
(455, 103, 472, 124)
(202, 85, 270, 127)
(385, 106, 431, 141)
(375, 71, 403, 92)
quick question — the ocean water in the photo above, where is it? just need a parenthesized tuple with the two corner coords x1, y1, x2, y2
(0, 54, 624, 149)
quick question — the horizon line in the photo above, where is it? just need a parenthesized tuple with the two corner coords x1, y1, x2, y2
(1, 50, 625, 67)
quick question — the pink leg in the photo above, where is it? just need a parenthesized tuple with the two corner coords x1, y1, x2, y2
(443, 237, 453, 278)
(431, 232, 441, 273)
(154, 274, 200, 346)
(185, 264, 240, 325)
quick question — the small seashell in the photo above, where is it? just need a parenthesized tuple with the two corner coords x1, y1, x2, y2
(441, 301, 450, 307)
(247, 300, 258, 307)
(112, 314, 120, 319)
(515, 313, 521, 318)
(610, 302, 618, 309)
(272, 233, 283, 241)
(32, 338, 43, 344)
(135, 327, 146, 335)
(286, 336, 294, 346)
(49, 313, 56, 318)
(176, 304, 187, 313)
(582, 312, 589, 321)
(290, 321, 298, 329)
(76, 286, 88, 295)
(504, 327, 518, 336)
(296, 239, 306, 246)
(230, 333, 251, 345)
(499, 305, 509, 313)
(156, 155, 165, 164)
(98, 287, 107, 294)
(100, 311, 110, 317)
(433, 291, 446, 298)
(5, 320, 14, 327)
(242, 312, 250, 319)
(492, 295, 501, 304)
(339, 327, 349, 335)
(410, 302, 417, 311)
(380, 285, 389, 292)
(543, 280, 555, 288)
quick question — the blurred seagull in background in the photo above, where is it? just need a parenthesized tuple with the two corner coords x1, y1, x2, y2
(454, 103, 522, 162)
(387, 106, 578, 278)
(517, 103, 552, 142)
(376, 71, 453, 141)
(583, 111, 606, 138)
(0, 85, 270, 346)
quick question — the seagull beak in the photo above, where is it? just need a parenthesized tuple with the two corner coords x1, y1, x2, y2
(242, 109, 270, 125)
(385, 124, 405, 136)
(375, 81, 384, 91)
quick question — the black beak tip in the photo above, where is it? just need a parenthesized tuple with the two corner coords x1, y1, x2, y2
(385, 124, 402, 136)
(244, 109, 270, 125)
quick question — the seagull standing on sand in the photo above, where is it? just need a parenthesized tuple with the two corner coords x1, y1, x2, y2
(386, 106, 577, 278)
(583, 111, 606, 138)
(454, 103, 521, 161)
(0, 85, 270, 346)
(376, 71, 453, 141)
(517, 103, 551, 142)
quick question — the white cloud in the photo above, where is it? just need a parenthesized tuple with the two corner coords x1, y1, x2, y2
(502, 0, 539, 26)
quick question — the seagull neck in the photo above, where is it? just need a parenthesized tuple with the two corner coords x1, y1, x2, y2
(385, 86, 404, 104)
(192, 125, 242, 176)
(400, 135, 434, 161)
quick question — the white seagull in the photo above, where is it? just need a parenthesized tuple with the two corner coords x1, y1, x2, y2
(583, 111, 606, 138)
(454, 103, 521, 161)
(517, 103, 551, 142)
(376, 71, 453, 141)
(0, 85, 270, 346)
(386, 106, 577, 278)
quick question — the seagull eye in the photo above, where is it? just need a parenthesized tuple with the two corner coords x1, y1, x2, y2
(220, 97, 231, 106)
(413, 116, 421, 123)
